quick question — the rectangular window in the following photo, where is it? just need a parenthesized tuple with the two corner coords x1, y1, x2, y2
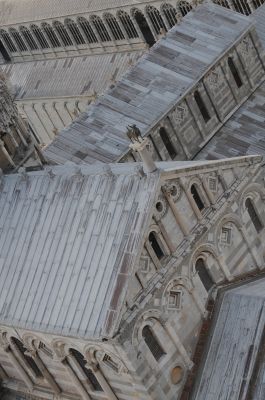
(168, 291, 181, 309)
(221, 227, 232, 244)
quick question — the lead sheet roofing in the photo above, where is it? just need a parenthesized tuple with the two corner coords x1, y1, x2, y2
(44, 4, 252, 166)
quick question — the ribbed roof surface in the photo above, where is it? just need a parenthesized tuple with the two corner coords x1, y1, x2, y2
(2, 51, 143, 100)
(44, 4, 251, 165)
(0, 0, 152, 26)
(0, 162, 159, 339)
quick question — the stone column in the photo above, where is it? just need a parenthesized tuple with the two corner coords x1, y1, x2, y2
(162, 184, 189, 236)
(28, 350, 61, 394)
(0, 139, 15, 168)
(200, 175, 215, 205)
(165, 324, 194, 369)
(179, 179, 203, 221)
(129, 137, 157, 174)
(90, 363, 118, 400)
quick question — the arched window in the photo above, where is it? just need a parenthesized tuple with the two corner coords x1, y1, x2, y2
(142, 326, 165, 361)
(31, 25, 50, 49)
(90, 15, 111, 42)
(191, 184, 205, 211)
(195, 258, 214, 292)
(65, 19, 85, 45)
(178, 1, 193, 16)
(117, 11, 138, 39)
(149, 231, 164, 260)
(20, 26, 38, 51)
(194, 90, 210, 123)
(232, 0, 251, 14)
(41, 23, 61, 48)
(245, 198, 263, 233)
(252, 0, 265, 8)
(105, 13, 125, 40)
(133, 9, 155, 47)
(162, 4, 178, 28)
(69, 349, 103, 392)
(146, 6, 167, 35)
(53, 21, 73, 47)
(11, 338, 43, 377)
(228, 57, 243, 88)
(0, 30, 17, 52)
(213, 0, 230, 8)
(159, 127, 177, 159)
(77, 17, 98, 43)
(9, 28, 28, 52)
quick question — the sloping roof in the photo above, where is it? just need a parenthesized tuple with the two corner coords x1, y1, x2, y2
(2, 51, 143, 100)
(0, 0, 154, 26)
(193, 278, 265, 400)
(195, 81, 265, 160)
(0, 162, 160, 339)
(44, 4, 252, 165)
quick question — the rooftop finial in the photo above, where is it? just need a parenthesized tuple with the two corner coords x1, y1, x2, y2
(127, 125, 157, 174)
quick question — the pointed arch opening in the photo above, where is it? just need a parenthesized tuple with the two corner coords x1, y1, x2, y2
(65, 19, 86, 45)
(11, 337, 43, 377)
(195, 258, 214, 292)
(42, 23, 61, 48)
(117, 10, 138, 39)
(194, 90, 211, 123)
(69, 349, 103, 392)
(159, 127, 177, 159)
(9, 28, 28, 52)
(191, 184, 205, 211)
(178, 1, 193, 16)
(133, 9, 155, 47)
(146, 5, 167, 34)
(105, 13, 125, 40)
(245, 198, 263, 233)
(162, 3, 178, 28)
(232, 0, 251, 14)
(53, 21, 73, 47)
(228, 57, 243, 88)
(142, 325, 166, 361)
(91, 15, 111, 42)
(31, 25, 50, 49)
(149, 231, 164, 260)
(77, 17, 98, 43)
(20, 26, 38, 51)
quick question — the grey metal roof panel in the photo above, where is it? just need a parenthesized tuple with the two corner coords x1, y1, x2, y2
(195, 81, 265, 160)
(0, 162, 160, 339)
(1, 51, 143, 100)
(44, 4, 252, 165)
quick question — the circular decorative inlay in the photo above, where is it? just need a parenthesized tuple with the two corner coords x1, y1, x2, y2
(171, 366, 184, 385)
(154, 198, 168, 218)
(156, 201, 163, 212)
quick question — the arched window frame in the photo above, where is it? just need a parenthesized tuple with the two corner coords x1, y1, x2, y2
(132, 8, 156, 47)
(104, 13, 125, 41)
(9, 28, 28, 52)
(245, 197, 263, 233)
(53, 21, 73, 47)
(146, 5, 167, 35)
(90, 15, 111, 42)
(147, 227, 169, 262)
(194, 256, 214, 292)
(117, 10, 138, 39)
(228, 56, 243, 88)
(194, 89, 211, 123)
(190, 183, 206, 212)
(65, 19, 86, 45)
(20, 26, 39, 51)
(0, 30, 17, 53)
(69, 348, 103, 392)
(77, 17, 98, 43)
(41, 23, 61, 48)
(161, 3, 178, 28)
(213, 0, 230, 8)
(158, 126, 177, 159)
(142, 324, 166, 362)
(178, 1, 193, 16)
(232, 0, 251, 15)
(30, 25, 50, 49)
(10, 337, 43, 379)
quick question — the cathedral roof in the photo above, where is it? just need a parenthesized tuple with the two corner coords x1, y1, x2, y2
(2, 50, 143, 100)
(0, 0, 154, 26)
(44, 4, 252, 165)
(0, 157, 255, 339)
(193, 277, 265, 399)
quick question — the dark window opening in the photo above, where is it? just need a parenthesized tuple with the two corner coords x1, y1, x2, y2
(159, 127, 177, 159)
(31, 25, 50, 49)
(179, 1, 193, 16)
(191, 184, 205, 211)
(228, 57, 243, 88)
(10, 29, 28, 52)
(246, 198, 263, 233)
(195, 258, 214, 292)
(0, 40, 11, 61)
(54, 22, 73, 47)
(11, 337, 43, 378)
(133, 10, 155, 47)
(66, 19, 86, 45)
(118, 11, 138, 39)
(91, 15, 111, 42)
(149, 232, 164, 260)
(77, 17, 98, 43)
(146, 6, 167, 35)
(70, 349, 103, 392)
(105, 13, 125, 40)
(42, 23, 61, 48)
(162, 4, 178, 27)
(232, 0, 251, 14)
(142, 325, 166, 361)
(194, 90, 210, 123)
